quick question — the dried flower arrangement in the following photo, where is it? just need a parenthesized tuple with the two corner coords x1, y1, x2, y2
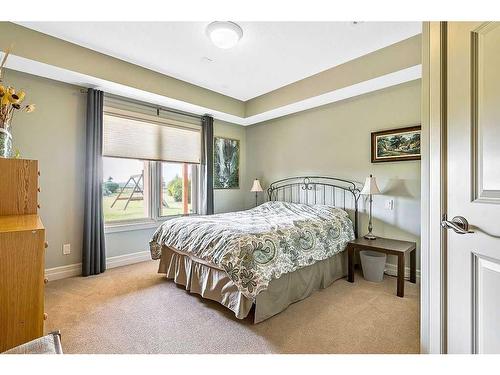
(0, 49, 36, 129)
(0, 48, 36, 157)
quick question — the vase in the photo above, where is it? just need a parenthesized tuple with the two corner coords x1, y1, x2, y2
(0, 128, 13, 158)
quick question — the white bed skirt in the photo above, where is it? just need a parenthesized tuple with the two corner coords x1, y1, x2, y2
(158, 246, 347, 323)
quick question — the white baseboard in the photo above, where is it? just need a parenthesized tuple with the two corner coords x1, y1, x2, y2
(384, 262, 421, 282)
(106, 251, 151, 269)
(44, 250, 151, 281)
(45, 263, 82, 281)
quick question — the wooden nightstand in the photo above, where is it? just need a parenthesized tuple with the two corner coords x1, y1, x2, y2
(347, 237, 417, 297)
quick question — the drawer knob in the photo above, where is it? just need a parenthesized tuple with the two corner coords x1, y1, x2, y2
(43, 313, 48, 320)
(37, 204, 41, 209)
(38, 171, 41, 176)
(44, 241, 49, 248)
(44, 278, 48, 284)
(38, 187, 41, 192)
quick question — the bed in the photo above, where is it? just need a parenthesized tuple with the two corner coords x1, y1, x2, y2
(149, 176, 361, 322)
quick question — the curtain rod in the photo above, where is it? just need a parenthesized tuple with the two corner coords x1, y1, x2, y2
(79, 89, 205, 120)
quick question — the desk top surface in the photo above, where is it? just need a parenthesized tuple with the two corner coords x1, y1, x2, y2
(348, 236, 416, 253)
(0, 215, 44, 234)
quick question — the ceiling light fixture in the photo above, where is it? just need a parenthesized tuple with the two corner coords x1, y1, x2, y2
(206, 21, 243, 49)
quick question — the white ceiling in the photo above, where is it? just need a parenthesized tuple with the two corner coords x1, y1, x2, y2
(17, 22, 421, 101)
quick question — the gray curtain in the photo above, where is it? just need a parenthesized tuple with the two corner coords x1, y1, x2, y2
(82, 89, 106, 276)
(200, 115, 214, 215)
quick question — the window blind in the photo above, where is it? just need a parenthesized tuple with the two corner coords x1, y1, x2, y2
(103, 113, 201, 164)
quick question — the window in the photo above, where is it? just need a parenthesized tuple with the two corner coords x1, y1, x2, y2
(103, 157, 151, 223)
(102, 104, 201, 226)
(160, 162, 198, 217)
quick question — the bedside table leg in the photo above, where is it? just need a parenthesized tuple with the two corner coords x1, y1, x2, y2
(397, 253, 405, 297)
(410, 249, 416, 283)
(348, 246, 354, 283)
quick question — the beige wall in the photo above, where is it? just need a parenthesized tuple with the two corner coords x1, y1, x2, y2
(4, 69, 245, 269)
(245, 80, 422, 269)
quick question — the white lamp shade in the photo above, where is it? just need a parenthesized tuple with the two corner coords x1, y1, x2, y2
(360, 175, 381, 195)
(250, 179, 264, 192)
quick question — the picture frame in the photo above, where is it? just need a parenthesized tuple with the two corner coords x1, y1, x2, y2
(213, 136, 240, 189)
(371, 125, 421, 163)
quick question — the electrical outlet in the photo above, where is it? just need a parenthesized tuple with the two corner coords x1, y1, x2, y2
(384, 199, 394, 210)
(63, 243, 71, 255)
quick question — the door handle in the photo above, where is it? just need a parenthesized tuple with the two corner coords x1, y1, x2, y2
(441, 215, 474, 234)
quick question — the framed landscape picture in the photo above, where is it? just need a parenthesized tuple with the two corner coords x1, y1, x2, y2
(371, 125, 421, 163)
(214, 136, 240, 189)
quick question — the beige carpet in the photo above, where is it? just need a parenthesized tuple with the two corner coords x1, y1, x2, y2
(44, 260, 420, 354)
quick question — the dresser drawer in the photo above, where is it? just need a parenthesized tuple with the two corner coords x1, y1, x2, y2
(0, 159, 38, 215)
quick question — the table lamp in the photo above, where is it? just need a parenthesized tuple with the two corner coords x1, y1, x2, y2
(250, 179, 263, 207)
(360, 174, 381, 240)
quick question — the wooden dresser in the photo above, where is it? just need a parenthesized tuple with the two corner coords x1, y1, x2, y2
(0, 158, 46, 352)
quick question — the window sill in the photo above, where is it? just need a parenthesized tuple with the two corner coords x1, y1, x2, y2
(104, 221, 160, 234)
(104, 213, 198, 234)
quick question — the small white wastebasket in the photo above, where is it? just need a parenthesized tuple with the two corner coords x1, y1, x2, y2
(360, 250, 386, 282)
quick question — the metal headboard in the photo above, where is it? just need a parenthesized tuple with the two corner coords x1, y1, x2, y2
(267, 176, 361, 238)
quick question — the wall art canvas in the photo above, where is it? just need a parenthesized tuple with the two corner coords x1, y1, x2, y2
(371, 126, 421, 163)
(214, 137, 240, 189)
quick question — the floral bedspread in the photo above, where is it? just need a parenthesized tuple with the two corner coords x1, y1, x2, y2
(150, 201, 354, 300)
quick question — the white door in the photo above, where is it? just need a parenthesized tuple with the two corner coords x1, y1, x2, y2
(445, 21, 500, 353)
